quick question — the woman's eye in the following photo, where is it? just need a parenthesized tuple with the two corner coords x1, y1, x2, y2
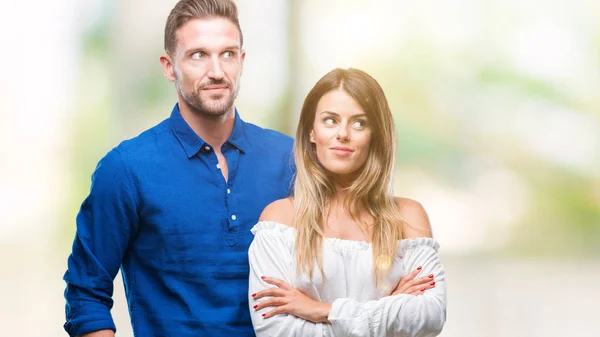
(352, 120, 366, 128)
(323, 117, 336, 125)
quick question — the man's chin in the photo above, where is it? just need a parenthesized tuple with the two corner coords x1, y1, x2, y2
(191, 100, 233, 118)
(203, 109, 230, 118)
(205, 100, 233, 114)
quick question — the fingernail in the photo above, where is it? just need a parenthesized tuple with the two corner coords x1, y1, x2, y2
(253, 305, 258, 309)
(251, 293, 256, 297)
(420, 288, 425, 292)
(262, 314, 266, 317)
(430, 281, 436, 286)
(428, 274, 434, 278)
(261, 276, 266, 279)
(417, 266, 422, 270)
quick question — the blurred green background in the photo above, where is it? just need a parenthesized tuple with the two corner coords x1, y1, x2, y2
(0, 0, 598, 336)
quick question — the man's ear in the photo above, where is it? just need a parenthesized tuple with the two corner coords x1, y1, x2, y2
(239, 49, 246, 75)
(159, 53, 176, 82)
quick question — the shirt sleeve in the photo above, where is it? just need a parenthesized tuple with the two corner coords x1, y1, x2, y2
(62, 148, 140, 337)
(248, 222, 335, 337)
(327, 239, 447, 337)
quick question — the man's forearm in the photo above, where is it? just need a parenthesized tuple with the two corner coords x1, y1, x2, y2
(79, 329, 115, 337)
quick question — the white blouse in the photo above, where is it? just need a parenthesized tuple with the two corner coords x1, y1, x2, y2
(248, 221, 447, 337)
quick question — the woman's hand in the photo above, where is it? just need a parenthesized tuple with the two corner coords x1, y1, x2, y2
(251, 276, 331, 323)
(391, 266, 436, 296)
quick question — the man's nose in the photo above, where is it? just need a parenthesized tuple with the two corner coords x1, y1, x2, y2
(207, 56, 224, 80)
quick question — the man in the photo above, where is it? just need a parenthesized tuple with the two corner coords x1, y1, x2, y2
(63, 1, 294, 336)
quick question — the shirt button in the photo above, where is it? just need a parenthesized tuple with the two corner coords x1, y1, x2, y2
(216, 164, 221, 169)
(231, 215, 237, 221)
(204, 146, 211, 151)
(227, 188, 231, 194)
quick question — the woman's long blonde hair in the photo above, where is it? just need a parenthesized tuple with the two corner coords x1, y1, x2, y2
(293, 68, 405, 284)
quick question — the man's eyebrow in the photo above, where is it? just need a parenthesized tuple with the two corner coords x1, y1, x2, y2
(183, 45, 241, 54)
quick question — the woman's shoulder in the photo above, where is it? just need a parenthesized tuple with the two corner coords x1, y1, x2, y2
(258, 197, 295, 227)
(250, 198, 296, 247)
(394, 197, 433, 239)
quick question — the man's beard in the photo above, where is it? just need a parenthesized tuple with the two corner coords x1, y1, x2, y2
(176, 76, 239, 119)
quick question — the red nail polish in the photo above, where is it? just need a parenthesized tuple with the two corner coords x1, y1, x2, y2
(428, 274, 434, 278)
(261, 276, 266, 279)
(430, 282, 435, 286)
(417, 266, 422, 270)
(253, 305, 258, 309)
(420, 288, 425, 292)
(251, 293, 256, 297)
(262, 314, 266, 317)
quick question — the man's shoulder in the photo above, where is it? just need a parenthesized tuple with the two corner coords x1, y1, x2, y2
(243, 121, 293, 149)
(243, 120, 292, 141)
(94, 118, 171, 170)
(114, 118, 171, 154)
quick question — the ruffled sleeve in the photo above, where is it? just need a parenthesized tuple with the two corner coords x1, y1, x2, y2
(248, 221, 335, 337)
(327, 238, 447, 337)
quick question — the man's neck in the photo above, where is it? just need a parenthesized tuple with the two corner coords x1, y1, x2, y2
(178, 102, 236, 150)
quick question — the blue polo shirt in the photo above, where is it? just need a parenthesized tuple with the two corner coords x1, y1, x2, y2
(63, 104, 295, 336)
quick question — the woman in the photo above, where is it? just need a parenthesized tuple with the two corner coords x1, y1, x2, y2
(248, 68, 446, 337)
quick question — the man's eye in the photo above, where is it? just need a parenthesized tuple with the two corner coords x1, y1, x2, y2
(191, 52, 204, 59)
(223, 51, 234, 58)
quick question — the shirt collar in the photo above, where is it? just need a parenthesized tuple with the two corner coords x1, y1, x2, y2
(227, 108, 248, 153)
(169, 103, 248, 158)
